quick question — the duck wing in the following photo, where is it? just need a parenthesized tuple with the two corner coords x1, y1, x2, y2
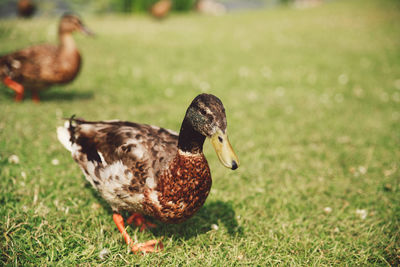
(0, 45, 58, 85)
(57, 118, 179, 207)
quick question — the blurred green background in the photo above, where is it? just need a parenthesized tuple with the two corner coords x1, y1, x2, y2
(0, 0, 282, 16)
(0, 0, 399, 265)
(0, 0, 288, 15)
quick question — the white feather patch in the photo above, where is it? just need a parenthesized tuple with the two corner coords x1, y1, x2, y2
(57, 126, 73, 152)
(178, 149, 202, 157)
(86, 161, 96, 176)
(78, 124, 95, 134)
(123, 140, 145, 159)
(98, 161, 125, 179)
(146, 177, 156, 188)
(132, 145, 144, 159)
(98, 152, 106, 164)
(149, 191, 160, 207)
(84, 160, 145, 210)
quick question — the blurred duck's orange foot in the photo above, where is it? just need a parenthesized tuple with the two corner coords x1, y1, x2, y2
(127, 213, 157, 231)
(3, 76, 24, 102)
(113, 213, 162, 254)
(32, 91, 40, 103)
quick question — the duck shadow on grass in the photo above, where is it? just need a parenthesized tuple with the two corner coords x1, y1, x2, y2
(86, 183, 243, 240)
(153, 200, 244, 239)
(39, 89, 94, 102)
(0, 86, 93, 102)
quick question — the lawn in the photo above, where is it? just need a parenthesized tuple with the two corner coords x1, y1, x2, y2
(0, 0, 399, 265)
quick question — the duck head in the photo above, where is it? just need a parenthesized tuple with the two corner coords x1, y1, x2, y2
(180, 93, 239, 170)
(59, 13, 94, 36)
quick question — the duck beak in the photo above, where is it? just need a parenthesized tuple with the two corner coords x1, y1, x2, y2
(80, 25, 95, 36)
(210, 129, 239, 170)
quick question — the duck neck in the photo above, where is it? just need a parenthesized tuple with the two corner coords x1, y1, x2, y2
(59, 32, 77, 54)
(177, 118, 205, 154)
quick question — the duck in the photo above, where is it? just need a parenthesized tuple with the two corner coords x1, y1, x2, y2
(0, 14, 93, 102)
(57, 93, 239, 253)
(17, 0, 36, 18)
(150, 0, 172, 19)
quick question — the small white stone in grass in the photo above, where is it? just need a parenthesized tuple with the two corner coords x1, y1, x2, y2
(353, 86, 364, 98)
(21, 171, 27, 179)
(164, 87, 174, 98)
(384, 168, 395, 177)
(211, 224, 219, 230)
(356, 209, 368, 220)
(393, 92, 400, 103)
(199, 81, 210, 92)
(131, 67, 142, 78)
(51, 158, 60, 166)
(274, 86, 285, 97)
(324, 207, 332, 214)
(338, 74, 349, 85)
(260, 66, 272, 79)
(91, 202, 101, 210)
(334, 227, 340, 233)
(8, 154, 20, 164)
(172, 73, 185, 85)
(254, 187, 265, 193)
(358, 166, 367, 175)
(238, 66, 250, 78)
(394, 79, 400, 90)
(246, 91, 258, 101)
(99, 248, 110, 260)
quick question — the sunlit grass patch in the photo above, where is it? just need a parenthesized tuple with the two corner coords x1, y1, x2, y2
(1, 0, 399, 265)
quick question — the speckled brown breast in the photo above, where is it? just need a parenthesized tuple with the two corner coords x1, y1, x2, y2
(142, 152, 211, 223)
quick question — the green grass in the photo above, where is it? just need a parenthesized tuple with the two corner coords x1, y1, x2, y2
(1, 0, 399, 265)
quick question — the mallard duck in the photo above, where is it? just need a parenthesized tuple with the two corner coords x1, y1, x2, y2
(57, 94, 239, 253)
(17, 0, 36, 18)
(150, 0, 172, 19)
(0, 14, 93, 102)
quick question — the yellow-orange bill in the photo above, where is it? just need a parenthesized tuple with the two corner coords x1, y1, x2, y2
(210, 129, 239, 170)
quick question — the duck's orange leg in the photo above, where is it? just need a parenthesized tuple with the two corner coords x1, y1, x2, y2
(126, 213, 157, 232)
(113, 213, 163, 254)
(3, 76, 24, 102)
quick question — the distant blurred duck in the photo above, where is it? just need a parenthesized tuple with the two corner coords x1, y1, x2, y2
(150, 0, 172, 19)
(57, 94, 239, 253)
(17, 0, 36, 18)
(0, 14, 93, 102)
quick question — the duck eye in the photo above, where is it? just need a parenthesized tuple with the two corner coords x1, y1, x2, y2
(218, 136, 223, 143)
(200, 109, 207, 116)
